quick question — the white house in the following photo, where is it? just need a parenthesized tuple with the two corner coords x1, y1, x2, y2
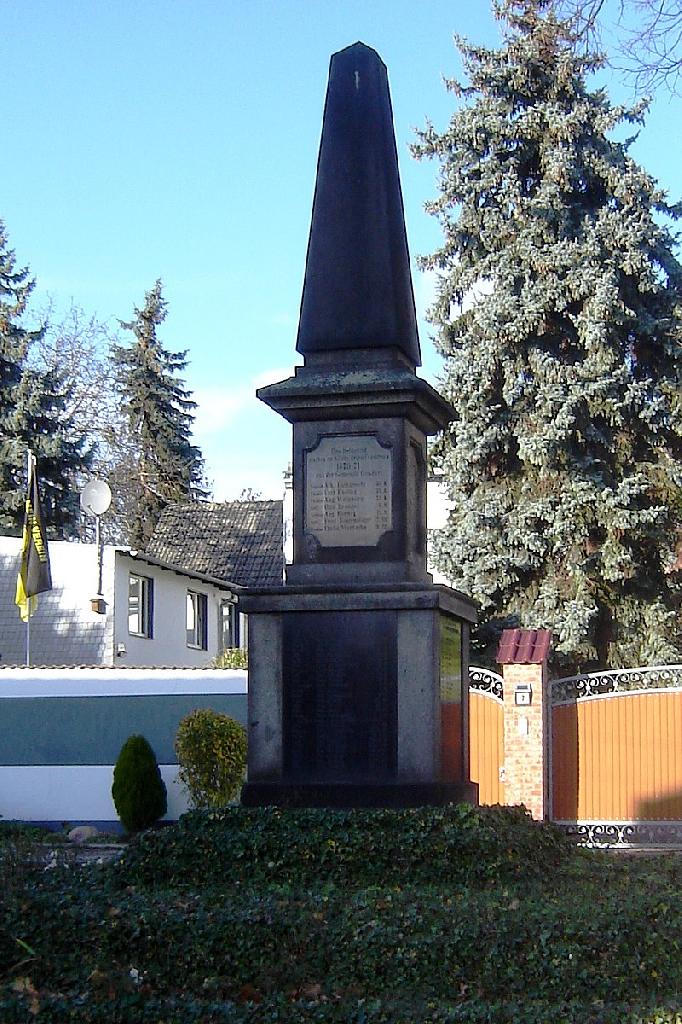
(0, 538, 242, 668)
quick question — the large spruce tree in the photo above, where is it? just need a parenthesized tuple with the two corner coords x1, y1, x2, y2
(113, 280, 206, 549)
(0, 221, 89, 537)
(414, 0, 682, 671)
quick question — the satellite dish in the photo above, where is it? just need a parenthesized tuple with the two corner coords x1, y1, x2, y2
(80, 479, 112, 517)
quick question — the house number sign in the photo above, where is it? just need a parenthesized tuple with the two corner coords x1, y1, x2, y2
(304, 435, 392, 547)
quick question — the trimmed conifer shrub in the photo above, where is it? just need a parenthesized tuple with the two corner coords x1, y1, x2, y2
(175, 708, 247, 809)
(111, 734, 167, 833)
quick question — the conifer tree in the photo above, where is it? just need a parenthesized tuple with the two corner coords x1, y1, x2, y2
(414, 1, 682, 671)
(113, 280, 206, 549)
(0, 221, 89, 536)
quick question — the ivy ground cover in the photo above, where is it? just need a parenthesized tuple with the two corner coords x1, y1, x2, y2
(2, 804, 682, 1022)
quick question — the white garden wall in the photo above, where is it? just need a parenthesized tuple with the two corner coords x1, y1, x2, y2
(0, 667, 248, 829)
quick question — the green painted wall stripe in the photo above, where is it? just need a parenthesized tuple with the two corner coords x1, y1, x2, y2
(0, 694, 248, 766)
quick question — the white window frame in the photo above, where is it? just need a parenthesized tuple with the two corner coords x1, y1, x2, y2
(128, 574, 153, 638)
(186, 590, 208, 650)
(219, 599, 240, 651)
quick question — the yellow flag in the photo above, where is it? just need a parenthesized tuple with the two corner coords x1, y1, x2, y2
(15, 458, 52, 622)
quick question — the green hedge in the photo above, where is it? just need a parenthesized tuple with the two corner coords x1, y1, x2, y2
(2, 806, 682, 1022)
(0, 993, 681, 1023)
(113, 803, 569, 889)
(3, 872, 682, 1021)
(5, 874, 681, 1004)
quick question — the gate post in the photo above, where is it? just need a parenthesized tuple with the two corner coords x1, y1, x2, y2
(497, 629, 552, 820)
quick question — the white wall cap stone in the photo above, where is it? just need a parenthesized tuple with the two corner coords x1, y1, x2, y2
(0, 667, 248, 698)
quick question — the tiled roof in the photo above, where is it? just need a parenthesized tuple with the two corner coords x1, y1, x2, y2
(121, 549, 235, 591)
(146, 500, 284, 588)
(496, 628, 552, 665)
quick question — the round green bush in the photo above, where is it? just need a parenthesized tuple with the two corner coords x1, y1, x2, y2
(175, 708, 247, 808)
(111, 734, 167, 833)
(211, 646, 248, 669)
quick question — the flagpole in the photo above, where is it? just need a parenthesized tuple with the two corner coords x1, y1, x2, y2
(25, 448, 34, 667)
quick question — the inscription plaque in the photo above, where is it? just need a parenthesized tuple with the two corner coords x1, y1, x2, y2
(283, 611, 398, 780)
(305, 435, 392, 547)
(439, 616, 462, 704)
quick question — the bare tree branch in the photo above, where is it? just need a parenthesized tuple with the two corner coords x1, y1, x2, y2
(620, 0, 682, 93)
(558, 0, 609, 49)
(557, 0, 682, 94)
(29, 302, 141, 543)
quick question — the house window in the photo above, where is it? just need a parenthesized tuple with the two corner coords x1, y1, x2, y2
(220, 600, 239, 650)
(186, 591, 208, 650)
(129, 574, 153, 638)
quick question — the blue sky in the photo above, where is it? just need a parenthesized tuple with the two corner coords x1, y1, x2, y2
(4, 1, 680, 500)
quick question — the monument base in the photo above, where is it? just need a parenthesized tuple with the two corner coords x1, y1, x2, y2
(239, 583, 478, 810)
(241, 780, 478, 809)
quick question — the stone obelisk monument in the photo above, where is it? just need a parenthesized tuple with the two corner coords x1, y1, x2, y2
(240, 42, 478, 808)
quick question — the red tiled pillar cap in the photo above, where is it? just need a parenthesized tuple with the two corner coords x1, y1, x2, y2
(496, 628, 551, 665)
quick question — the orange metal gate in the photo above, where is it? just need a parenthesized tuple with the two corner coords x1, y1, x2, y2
(469, 666, 682, 834)
(469, 682, 505, 806)
(552, 688, 682, 821)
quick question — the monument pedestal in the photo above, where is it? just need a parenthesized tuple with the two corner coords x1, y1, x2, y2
(240, 583, 478, 808)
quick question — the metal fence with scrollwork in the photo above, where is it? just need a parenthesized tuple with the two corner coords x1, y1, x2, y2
(552, 664, 682, 845)
(469, 666, 504, 699)
(469, 663, 682, 845)
(552, 664, 682, 704)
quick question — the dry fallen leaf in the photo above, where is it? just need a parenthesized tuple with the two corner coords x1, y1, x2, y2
(237, 983, 263, 1004)
(11, 976, 40, 1015)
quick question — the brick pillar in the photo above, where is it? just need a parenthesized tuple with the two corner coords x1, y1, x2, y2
(497, 629, 551, 821)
